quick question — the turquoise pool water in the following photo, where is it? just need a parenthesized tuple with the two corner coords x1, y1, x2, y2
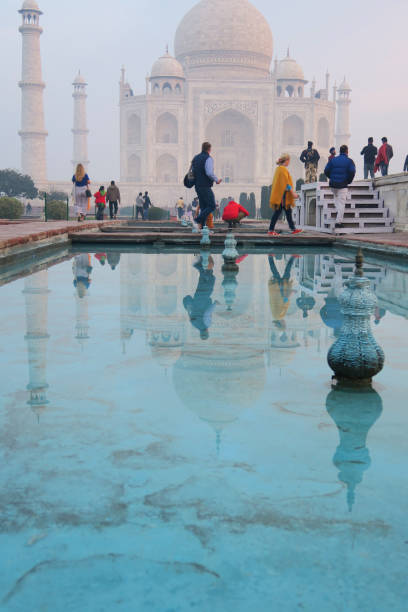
(0, 249, 407, 611)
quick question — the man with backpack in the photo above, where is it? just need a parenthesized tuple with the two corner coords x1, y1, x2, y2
(106, 180, 121, 220)
(324, 145, 356, 230)
(191, 142, 222, 229)
(375, 137, 394, 176)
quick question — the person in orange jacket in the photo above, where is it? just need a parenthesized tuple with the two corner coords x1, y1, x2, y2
(94, 186, 106, 221)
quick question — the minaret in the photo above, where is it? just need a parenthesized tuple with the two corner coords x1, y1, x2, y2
(72, 71, 89, 171)
(18, 0, 47, 183)
(336, 77, 352, 149)
(23, 270, 50, 420)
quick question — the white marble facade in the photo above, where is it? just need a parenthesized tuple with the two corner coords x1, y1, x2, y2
(119, 0, 351, 207)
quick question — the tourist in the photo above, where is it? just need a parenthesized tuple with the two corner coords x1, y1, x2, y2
(95, 253, 107, 266)
(195, 202, 214, 229)
(222, 200, 249, 226)
(73, 253, 92, 298)
(72, 163, 91, 222)
(94, 186, 107, 221)
(268, 154, 302, 236)
(106, 180, 121, 220)
(375, 137, 394, 176)
(25, 202, 32, 216)
(328, 147, 336, 161)
(136, 192, 144, 219)
(300, 141, 320, 183)
(360, 137, 377, 179)
(176, 196, 185, 220)
(268, 254, 296, 330)
(404, 155, 408, 173)
(143, 191, 152, 220)
(324, 145, 356, 230)
(183, 255, 218, 340)
(192, 142, 222, 229)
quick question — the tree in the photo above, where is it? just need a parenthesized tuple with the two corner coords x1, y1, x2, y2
(260, 185, 272, 219)
(47, 190, 69, 202)
(296, 178, 305, 191)
(239, 192, 248, 208)
(0, 169, 38, 199)
(247, 192, 256, 219)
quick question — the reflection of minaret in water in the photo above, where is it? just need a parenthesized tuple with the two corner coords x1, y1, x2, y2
(23, 270, 50, 420)
(326, 385, 383, 512)
(75, 289, 89, 348)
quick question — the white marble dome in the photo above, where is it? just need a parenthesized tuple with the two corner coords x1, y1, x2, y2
(276, 53, 305, 81)
(151, 52, 184, 79)
(174, 0, 273, 77)
(21, 0, 40, 10)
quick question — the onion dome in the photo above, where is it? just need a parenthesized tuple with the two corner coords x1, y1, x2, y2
(276, 50, 305, 81)
(151, 52, 184, 79)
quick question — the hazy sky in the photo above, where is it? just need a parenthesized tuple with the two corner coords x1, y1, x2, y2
(1, 0, 407, 180)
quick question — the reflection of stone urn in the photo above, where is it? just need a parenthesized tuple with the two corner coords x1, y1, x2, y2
(326, 384, 383, 511)
(221, 264, 239, 311)
(328, 251, 384, 385)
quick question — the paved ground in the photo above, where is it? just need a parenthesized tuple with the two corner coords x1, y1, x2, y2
(0, 220, 115, 250)
(1, 220, 408, 257)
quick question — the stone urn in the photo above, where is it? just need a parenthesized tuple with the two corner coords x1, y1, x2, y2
(328, 250, 385, 385)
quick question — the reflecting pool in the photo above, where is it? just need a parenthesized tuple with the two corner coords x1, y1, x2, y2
(0, 249, 407, 611)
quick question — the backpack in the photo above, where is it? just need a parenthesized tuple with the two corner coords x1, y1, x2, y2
(184, 162, 195, 189)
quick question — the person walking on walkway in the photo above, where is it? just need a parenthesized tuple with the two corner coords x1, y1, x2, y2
(183, 256, 218, 340)
(375, 137, 393, 176)
(72, 163, 91, 221)
(94, 186, 107, 221)
(360, 137, 377, 179)
(324, 145, 356, 230)
(176, 196, 185, 220)
(135, 193, 144, 219)
(328, 147, 336, 162)
(404, 155, 408, 173)
(268, 154, 302, 236)
(192, 142, 222, 229)
(300, 141, 320, 183)
(106, 180, 121, 220)
(143, 191, 152, 220)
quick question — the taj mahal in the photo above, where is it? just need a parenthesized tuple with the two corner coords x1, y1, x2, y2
(17, 0, 352, 206)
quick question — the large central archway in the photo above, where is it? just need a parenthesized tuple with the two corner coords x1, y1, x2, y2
(206, 109, 255, 183)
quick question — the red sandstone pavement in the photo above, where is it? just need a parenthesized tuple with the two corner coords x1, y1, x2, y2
(1, 221, 408, 252)
(0, 220, 116, 250)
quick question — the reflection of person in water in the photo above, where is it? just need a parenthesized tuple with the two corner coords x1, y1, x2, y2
(183, 256, 218, 340)
(107, 251, 121, 271)
(374, 307, 386, 326)
(73, 254, 92, 298)
(268, 255, 296, 332)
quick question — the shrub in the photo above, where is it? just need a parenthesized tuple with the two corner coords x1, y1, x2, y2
(148, 206, 168, 221)
(0, 196, 24, 219)
(296, 178, 305, 191)
(260, 185, 272, 219)
(46, 200, 67, 220)
(47, 191, 69, 202)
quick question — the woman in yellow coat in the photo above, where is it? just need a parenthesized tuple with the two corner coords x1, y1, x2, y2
(268, 154, 302, 236)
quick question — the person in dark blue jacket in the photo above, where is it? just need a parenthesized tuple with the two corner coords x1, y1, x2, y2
(324, 145, 356, 230)
(192, 142, 222, 229)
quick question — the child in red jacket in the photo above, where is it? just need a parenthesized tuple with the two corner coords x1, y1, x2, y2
(94, 186, 106, 221)
(222, 200, 249, 227)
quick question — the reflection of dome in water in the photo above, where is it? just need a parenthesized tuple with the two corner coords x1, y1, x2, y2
(150, 345, 183, 369)
(173, 352, 265, 430)
(174, 0, 273, 77)
(326, 385, 383, 511)
(156, 255, 178, 277)
(155, 286, 177, 316)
